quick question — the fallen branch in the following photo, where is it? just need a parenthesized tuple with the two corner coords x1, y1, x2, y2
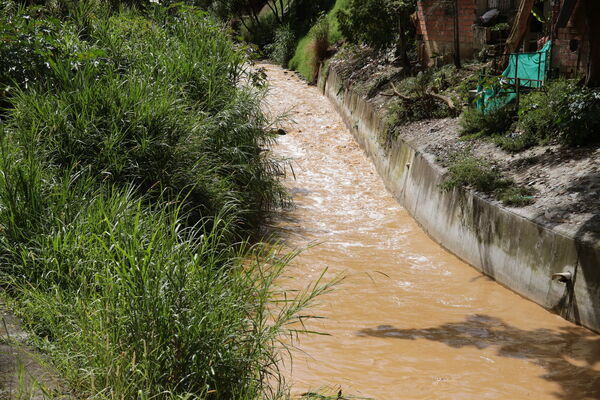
(427, 92, 457, 111)
(388, 82, 412, 101)
(385, 82, 457, 112)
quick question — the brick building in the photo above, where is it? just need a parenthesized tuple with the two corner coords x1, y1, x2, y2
(551, 0, 590, 77)
(416, 0, 515, 65)
(416, 0, 474, 64)
(416, 0, 599, 82)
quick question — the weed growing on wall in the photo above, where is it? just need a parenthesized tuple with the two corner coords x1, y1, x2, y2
(441, 153, 534, 206)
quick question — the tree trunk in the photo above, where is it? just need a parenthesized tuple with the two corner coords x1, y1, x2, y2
(278, 0, 286, 21)
(249, 4, 261, 26)
(453, 0, 461, 68)
(239, 13, 253, 33)
(585, 0, 600, 86)
(265, 1, 282, 23)
(396, 16, 410, 67)
(504, 0, 535, 56)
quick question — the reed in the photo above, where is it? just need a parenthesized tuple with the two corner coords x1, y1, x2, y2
(0, 2, 326, 398)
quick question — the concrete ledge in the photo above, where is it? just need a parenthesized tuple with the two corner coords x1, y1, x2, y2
(321, 66, 600, 333)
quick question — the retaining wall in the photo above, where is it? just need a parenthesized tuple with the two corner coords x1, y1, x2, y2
(320, 66, 600, 333)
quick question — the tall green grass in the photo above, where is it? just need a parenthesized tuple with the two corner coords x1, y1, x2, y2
(6, 187, 332, 398)
(288, 0, 350, 81)
(0, 2, 328, 398)
(7, 4, 287, 231)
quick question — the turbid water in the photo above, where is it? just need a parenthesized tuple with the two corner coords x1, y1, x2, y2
(262, 63, 600, 400)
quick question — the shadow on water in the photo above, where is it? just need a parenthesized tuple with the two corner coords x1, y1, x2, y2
(260, 185, 327, 247)
(357, 314, 600, 399)
(258, 211, 301, 247)
(259, 201, 309, 247)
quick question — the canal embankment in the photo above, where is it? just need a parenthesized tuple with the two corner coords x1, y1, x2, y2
(320, 64, 600, 334)
(263, 62, 600, 400)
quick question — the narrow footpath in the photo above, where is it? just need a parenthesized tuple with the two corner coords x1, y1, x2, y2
(262, 63, 600, 400)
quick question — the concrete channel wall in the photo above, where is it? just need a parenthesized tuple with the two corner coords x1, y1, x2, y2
(320, 67, 600, 333)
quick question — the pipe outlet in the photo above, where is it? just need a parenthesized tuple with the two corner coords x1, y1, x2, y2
(552, 271, 573, 284)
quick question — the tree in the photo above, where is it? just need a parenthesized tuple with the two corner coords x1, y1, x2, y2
(211, 0, 264, 32)
(337, 0, 416, 66)
(391, 0, 416, 67)
(503, 0, 535, 56)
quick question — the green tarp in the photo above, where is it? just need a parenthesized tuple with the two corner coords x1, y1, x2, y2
(477, 41, 552, 112)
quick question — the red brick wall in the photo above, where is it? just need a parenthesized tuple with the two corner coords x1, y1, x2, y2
(552, 0, 589, 76)
(417, 0, 477, 64)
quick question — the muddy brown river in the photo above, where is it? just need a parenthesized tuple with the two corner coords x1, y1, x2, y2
(262, 63, 600, 400)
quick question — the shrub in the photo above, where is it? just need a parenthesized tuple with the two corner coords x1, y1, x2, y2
(387, 96, 452, 128)
(517, 79, 600, 146)
(337, 0, 396, 50)
(242, 12, 280, 51)
(386, 72, 455, 128)
(441, 153, 533, 206)
(337, 0, 415, 63)
(0, 11, 63, 90)
(286, 0, 335, 36)
(307, 15, 330, 80)
(459, 106, 515, 138)
(266, 24, 296, 67)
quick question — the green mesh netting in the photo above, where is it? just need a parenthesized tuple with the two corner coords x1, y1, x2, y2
(477, 40, 552, 113)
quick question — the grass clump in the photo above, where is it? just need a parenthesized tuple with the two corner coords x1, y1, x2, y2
(441, 155, 507, 193)
(499, 186, 535, 207)
(8, 186, 330, 399)
(0, 2, 328, 398)
(6, 5, 287, 230)
(266, 24, 296, 67)
(306, 15, 330, 81)
(459, 106, 515, 139)
(441, 153, 533, 206)
(289, 0, 350, 81)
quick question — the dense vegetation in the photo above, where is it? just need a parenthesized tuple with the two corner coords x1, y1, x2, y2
(337, 0, 415, 65)
(461, 79, 600, 151)
(0, 1, 329, 398)
(209, 0, 336, 79)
